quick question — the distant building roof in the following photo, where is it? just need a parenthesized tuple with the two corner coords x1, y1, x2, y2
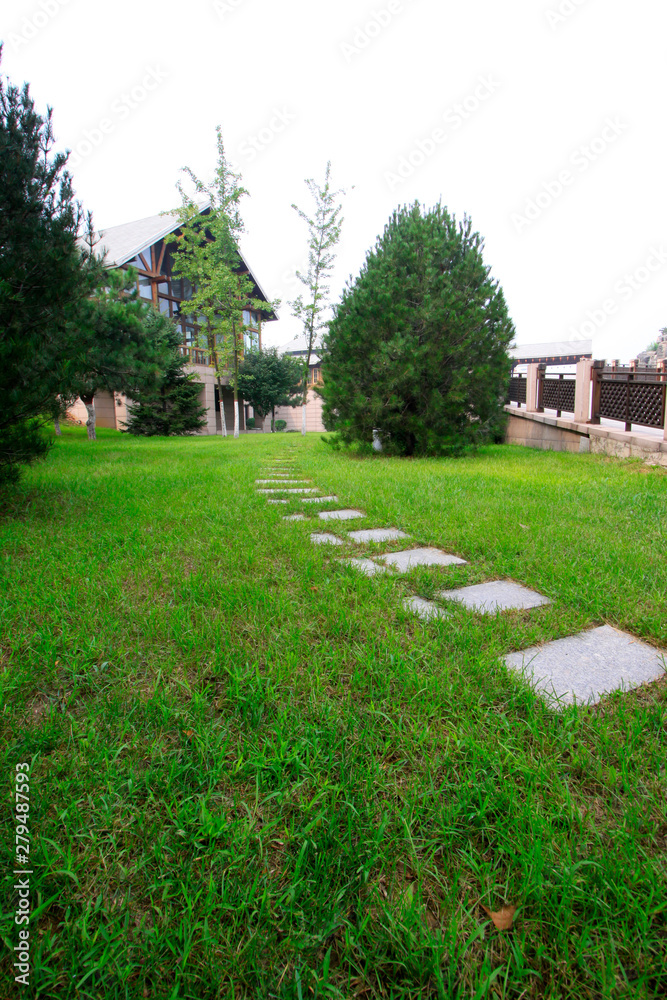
(510, 339, 592, 364)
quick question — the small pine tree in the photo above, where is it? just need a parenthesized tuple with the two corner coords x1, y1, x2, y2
(125, 320, 207, 436)
(321, 202, 515, 456)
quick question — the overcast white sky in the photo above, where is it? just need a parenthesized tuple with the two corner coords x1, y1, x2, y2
(3, 0, 665, 360)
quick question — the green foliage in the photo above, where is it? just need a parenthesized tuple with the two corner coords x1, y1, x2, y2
(236, 348, 302, 430)
(274, 419, 287, 432)
(246, 416, 255, 429)
(321, 202, 515, 456)
(290, 162, 345, 409)
(0, 53, 99, 482)
(125, 314, 207, 436)
(169, 127, 276, 436)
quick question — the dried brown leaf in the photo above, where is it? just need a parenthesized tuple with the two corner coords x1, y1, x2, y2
(481, 903, 517, 930)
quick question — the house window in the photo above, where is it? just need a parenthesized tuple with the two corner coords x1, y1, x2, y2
(138, 275, 153, 300)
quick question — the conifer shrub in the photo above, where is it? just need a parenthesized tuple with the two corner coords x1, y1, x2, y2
(321, 203, 515, 456)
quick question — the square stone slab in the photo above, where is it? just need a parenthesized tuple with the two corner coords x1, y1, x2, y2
(438, 580, 551, 614)
(302, 496, 339, 504)
(403, 596, 451, 621)
(283, 513, 306, 521)
(504, 625, 667, 708)
(377, 547, 467, 571)
(258, 488, 317, 494)
(319, 509, 365, 521)
(267, 499, 288, 504)
(339, 558, 388, 576)
(347, 528, 410, 544)
(310, 532, 344, 546)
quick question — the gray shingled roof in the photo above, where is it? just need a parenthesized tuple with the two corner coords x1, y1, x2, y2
(510, 339, 592, 359)
(93, 204, 277, 318)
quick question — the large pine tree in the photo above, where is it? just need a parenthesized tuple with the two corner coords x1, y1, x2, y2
(0, 53, 99, 483)
(321, 203, 515, 456)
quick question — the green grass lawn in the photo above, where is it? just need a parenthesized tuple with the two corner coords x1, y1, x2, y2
(1, 428, 666, 999)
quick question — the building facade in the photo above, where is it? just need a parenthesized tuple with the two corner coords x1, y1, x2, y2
(69, 207, 277, 433)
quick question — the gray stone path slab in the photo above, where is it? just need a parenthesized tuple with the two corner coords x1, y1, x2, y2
(340, 558, 389, 576)
(302, 496, 339, 504)
(310, 532, 344, 545)
(319, 509, 365, 521)
(348, 528, 410, 544)
(268, 499, 289, 504)
(403, 596, 451, 621)
(258, 488, 318, 494)
(378, 547, 467, 571)
(438, 580, 551, 614)
(255, 480, 311, 485)
(283, 513, 306, 521)
(504, 625, 667, 708)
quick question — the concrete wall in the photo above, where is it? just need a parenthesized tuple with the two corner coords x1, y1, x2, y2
(272, 389, 325, 432)
(505, 405, 667, 466)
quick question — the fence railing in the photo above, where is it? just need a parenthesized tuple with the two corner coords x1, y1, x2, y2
(591, 363, 667, 432)
(508, 376, 526, 405)
(180, 345, 211, 367)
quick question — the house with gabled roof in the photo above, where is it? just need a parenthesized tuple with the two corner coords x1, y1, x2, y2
(68, 206, 277, 434)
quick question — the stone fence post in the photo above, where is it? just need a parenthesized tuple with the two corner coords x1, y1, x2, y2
(574, 358, 595, 423)
(526, 363, 543, 412)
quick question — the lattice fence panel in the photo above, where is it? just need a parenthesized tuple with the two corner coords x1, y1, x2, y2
(508, 377, 526, 404)
(542, 378, 575, 413)
(599, 381, 628, 422)
(628, 383, 665, 428)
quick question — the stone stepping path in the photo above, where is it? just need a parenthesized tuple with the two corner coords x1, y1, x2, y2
(438, 580, 551, 614)
(318, 509, 365, 521)
(270, 459, 666, 710)
(340, 557, 388, 577)
(377, 547, 467, 571)
(348, 528, 410, 543)
(504, 625, 666, 709)
(311, 532, 344, 546)
(403, 596, 451, 621)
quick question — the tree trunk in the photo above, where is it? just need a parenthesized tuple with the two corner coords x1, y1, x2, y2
(272, 405, 275, 433)
(301, 403, 307, 435)
(81, 395, 96, 441)
(54, 417, 62, 436)
(233, 322, 240, 439)
(216, 376, 227, 437)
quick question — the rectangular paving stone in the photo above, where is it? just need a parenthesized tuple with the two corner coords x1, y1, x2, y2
(258, 488, 318, 494)
(377, 547, 467, 571)
(283, 513, 306, 521)
(318, 509, 365, 521)
(268, 499, 289, 504)
(302, 495, 338, 504)
(339, 558, 389, 576)
(504, 625, 667, 708)
(310, 532, 344, 545)
(438, 580, 551, 614)
(403, 596, 451, 621)
(347, 528, 410, 544)
(255, 480, 311, 485)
